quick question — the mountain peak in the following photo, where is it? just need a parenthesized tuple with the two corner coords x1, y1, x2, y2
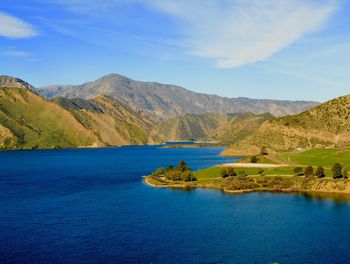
(0, 75, 36, 92)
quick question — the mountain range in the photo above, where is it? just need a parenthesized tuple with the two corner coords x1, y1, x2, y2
(1, 74, 336, 151)
(38, 73, 318, 119)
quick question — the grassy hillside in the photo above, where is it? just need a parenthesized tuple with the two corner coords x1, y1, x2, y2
(0, 87, 101, 149)
(54, 96, 157, 145)
(152, 112, 273, 143)
(224, 95, 350, 154)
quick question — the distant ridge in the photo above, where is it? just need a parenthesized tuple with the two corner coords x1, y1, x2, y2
(38, 73, 319, 118)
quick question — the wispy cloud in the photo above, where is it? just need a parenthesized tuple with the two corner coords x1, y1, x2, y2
(0, 11, 37, 38)
(0, 50, 31, 57)
(147, 0, 337, 68)
(43, 0, 337, 68)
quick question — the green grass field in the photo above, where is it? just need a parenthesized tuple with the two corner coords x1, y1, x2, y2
(279, 148, 350, 170)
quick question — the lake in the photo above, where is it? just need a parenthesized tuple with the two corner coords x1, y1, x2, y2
(1, 146, 350, 263)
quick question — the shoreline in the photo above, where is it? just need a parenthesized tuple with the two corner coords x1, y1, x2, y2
(144, 175, 350, 196)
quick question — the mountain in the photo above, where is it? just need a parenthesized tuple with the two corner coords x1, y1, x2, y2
(0, 76, 102, 149)
(223, 94, 350, 155)
(38, 73, 319, 118)
(151, 112, 273, 143)
(53, 96, 157, 146)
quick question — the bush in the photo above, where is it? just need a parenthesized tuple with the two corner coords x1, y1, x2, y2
(250, 156, 258, 163)
(343, 169, 349, 179)
(258, 169, 265, 176)
(293, 167, 303, 176)
(315, 166, 325, 178)
(332, 163, 343, 179)
(261, 146, 268, 155)
(165, 171, 182, 181)
(181, 171, 197, 181)
(304, 166, 314, 177)
(221, 169, 228, 178)
(238, 170, 247, 176)
(152, 167, 165, 176)
(227, 167, 237, 177)
(166, 165, 174, 172)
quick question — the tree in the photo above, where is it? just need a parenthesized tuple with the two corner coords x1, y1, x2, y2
(181, 171, 197, 182)
(250, 156, 258, 163)
(293, 167, 303, 176)
(177, 160, 191, 172)
(315, 166, 325, 178)
(343, 169, 349, 179)
(221, 169, 228, 178)
(165, 171, 182, 181)
(332, 163, 343, 179)
(152, 167, 165, 176)
(166, 165, 174, 172)
(261, 146, 268, 155)
(304, 166, 314, 177)
(227, 167, 237, 177)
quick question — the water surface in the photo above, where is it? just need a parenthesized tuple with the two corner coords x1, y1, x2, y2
(1, 146, 350, 263)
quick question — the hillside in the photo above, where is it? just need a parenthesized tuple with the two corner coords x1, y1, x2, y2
(224, 94, 350, 154)
(38, 73, 318, 118)
(53, 96, 157, 146)
(0, 79, 102, 149)
(152, 112, 273, 143)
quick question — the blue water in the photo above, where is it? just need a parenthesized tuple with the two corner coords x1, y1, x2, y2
(1, 146, 350, 263)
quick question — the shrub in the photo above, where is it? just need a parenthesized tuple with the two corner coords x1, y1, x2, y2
(181, 171, 197, 182)
(293, 167, 303, 176)
(238, 170, 247, 176)
(332, 163, 343, 179)
(227, 167, 237, 177)
(166, 165, 174, 172)
(343, 169, 349, 179)
(315, 166, 325, 178)
(261, 146, 268, 155)
(250, 156, 258, 163)
(221, 169, 228, 178)
(152, 167, 165, 176)
(258, 169, 265, 176)
(304, 166, 314, 177)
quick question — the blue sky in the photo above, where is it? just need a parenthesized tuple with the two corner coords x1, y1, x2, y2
(0, 0, 349, 102)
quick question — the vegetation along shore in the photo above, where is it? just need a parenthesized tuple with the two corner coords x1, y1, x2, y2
(145, 149, 350, 195)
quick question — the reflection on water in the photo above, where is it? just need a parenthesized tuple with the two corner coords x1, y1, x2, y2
(300, 192, 350, 204)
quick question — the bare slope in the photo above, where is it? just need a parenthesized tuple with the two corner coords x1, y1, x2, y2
(152, 112, 273, 143)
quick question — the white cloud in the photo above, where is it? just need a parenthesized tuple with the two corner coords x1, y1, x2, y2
(44, 0, 337, 68)
(0, 12, 37, 39)
(146, 0, 337, 68)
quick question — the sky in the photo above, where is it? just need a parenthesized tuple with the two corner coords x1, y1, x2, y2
(0, 0, 350, 102)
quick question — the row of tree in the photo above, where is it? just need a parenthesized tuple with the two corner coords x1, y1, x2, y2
(293, 163, 348, 179)
(152, 160, 197, 182)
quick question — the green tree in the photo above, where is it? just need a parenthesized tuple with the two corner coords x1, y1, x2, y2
(293, 167, 303, 176)
(165, 171, 182, 181)
(261, 146, 268, 155)
(181, 171, 197, 182)
(221, 169, 228, 178)
(332, 163, 343, 179)
(227, 167, 237, 177)
(315, 166, 325, 178)
(177, 160, 191, 172)
(152, 167, 165, 176)
(250, 156, 258, 163)
(304, 166, 314, 177)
